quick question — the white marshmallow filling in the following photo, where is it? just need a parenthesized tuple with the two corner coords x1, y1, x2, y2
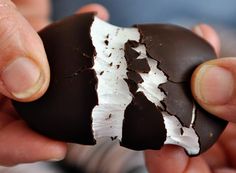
(90, 17, 200, 155)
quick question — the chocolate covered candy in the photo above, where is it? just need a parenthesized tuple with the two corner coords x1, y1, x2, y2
(13, 13, 227, 156)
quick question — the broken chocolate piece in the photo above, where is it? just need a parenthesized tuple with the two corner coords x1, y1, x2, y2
(128, 58, 150, 73)
(125, 41, 150, 73)
(121, 92, 166, 150)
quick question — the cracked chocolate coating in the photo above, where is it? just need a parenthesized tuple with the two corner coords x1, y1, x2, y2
(121, 92, 166, 150)
(124, 24, 227, 154)
(195, 107, 227, 153)
(13, 13, 97, 144)
(124, 41, 147, 95)
(159, 82, 193, 127)
(137, 24, 217, 82)
(123, 40, 166, 150)
(124, 41, 150, 73)
(137, 24, 227, 154)
(159, 81, 227, 154)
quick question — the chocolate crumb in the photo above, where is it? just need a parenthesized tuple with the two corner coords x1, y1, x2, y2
(116, 65, 120, 69)
(105, 114, 112, 120)
(104, 40, 109, 45)
(115, 28, 120, 36)
(111, 136, 118, 140)
(108, 53, 112, 57)
(99, 71, 104, 75)
(109, 62, 113, 66)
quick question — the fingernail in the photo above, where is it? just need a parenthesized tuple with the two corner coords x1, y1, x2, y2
(193, 25, 204, 37)
(194, 65, 234, 105)
(1, 57, 44, 99)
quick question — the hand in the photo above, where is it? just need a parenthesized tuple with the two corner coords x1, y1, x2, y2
(145, 24, 236, 173)
(0, 0, 108, 166)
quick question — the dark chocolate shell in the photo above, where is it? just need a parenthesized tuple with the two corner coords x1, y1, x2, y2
(12, 13, 227, 155)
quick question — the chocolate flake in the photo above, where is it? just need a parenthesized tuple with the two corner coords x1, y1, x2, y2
(124, 41, 150, 73)
(105, 114, 112, 120)
(180, 128, 184, 135)
(128, 58, 150, 73)
(111, 136, 118, 140)
(127, 71, 143, 84)
(104, 40, 109, 45)
(121, 92, 166, 150)
(99, 71, 104, 75)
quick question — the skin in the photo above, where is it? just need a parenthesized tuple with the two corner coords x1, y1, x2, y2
(0, 1, 235, 171)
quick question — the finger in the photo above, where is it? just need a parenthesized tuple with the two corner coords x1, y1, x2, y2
(193, 24, 221, 56)
(76, 3, 109, 21)
(191, 57, 236, 122)
(24, 17, 50, 31)
(218, 123, 236, 168)
(11, 0, 51, 30)
(202, 123, 236, 169)
(12, 0, 50, 18)
(0, 120, 67, 166)
(145, 145, 189, 173)
(202, 142, 228, 168)
(214, 168, 236, 173)
(145, 145, 211, 173)
(184, 157, 211, 173)
(0, 0, 50, 102)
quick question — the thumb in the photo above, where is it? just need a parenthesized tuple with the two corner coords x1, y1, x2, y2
(0, 0, 49, 102)
(191, 57, 236, 123)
